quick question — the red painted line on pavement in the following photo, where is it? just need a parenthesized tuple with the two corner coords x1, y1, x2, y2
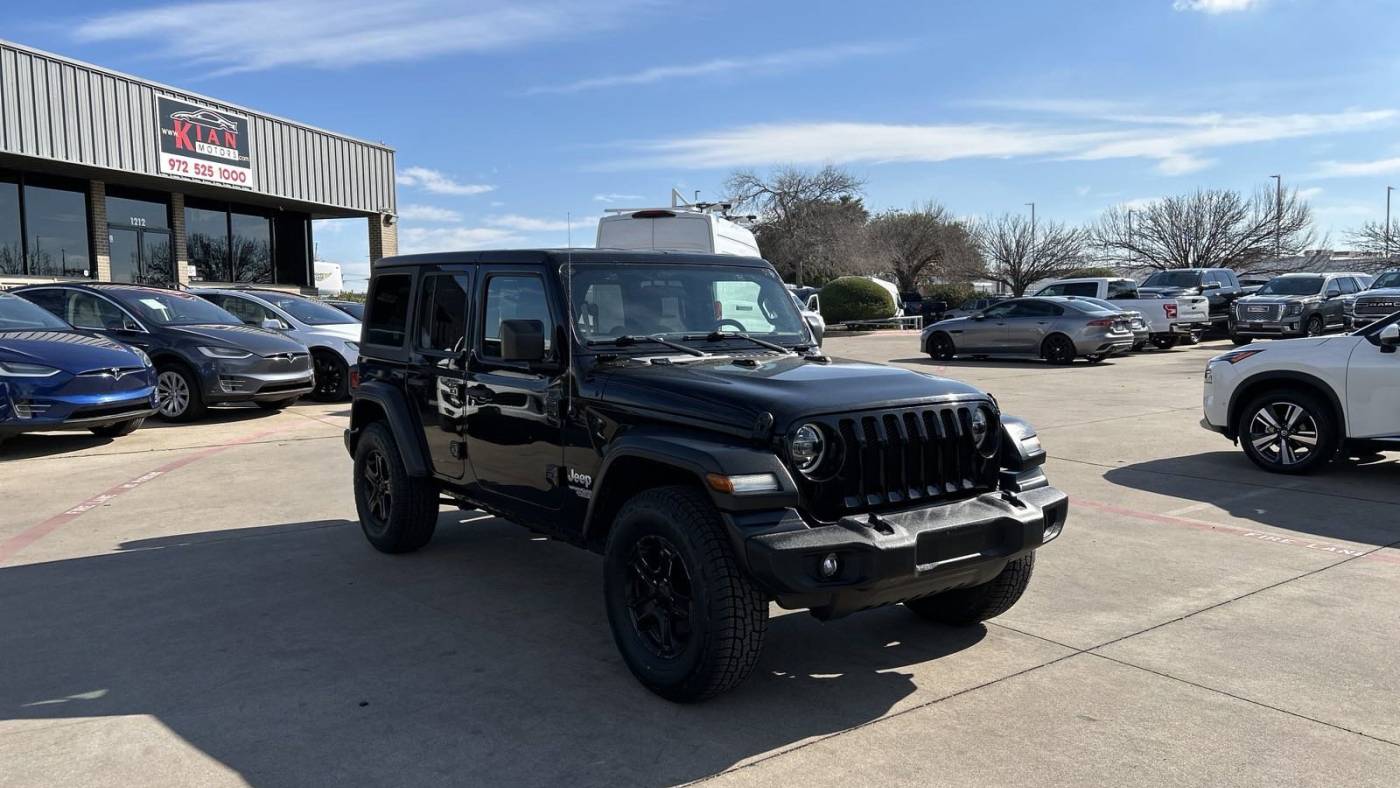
(0, 427, 289, 565)
(1076, 497, 1400, 565)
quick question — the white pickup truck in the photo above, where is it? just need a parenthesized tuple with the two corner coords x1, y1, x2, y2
(1033, 277, 1211, 349)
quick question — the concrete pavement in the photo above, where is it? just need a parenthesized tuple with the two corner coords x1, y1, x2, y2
(1, 334, 1397, 787)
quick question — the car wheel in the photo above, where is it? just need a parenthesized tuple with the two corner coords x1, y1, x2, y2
(353, 421, 439, 553)
(926, 332, 955, 361)
(311, 350, 350, 401)
(1230, 333, 1250, 346)
(1305, 315, 1325, 337)
(604, 485, 768, 702)
(1150, 335, 1180, 350)
(1041, 334, 1076, 365)
(1239, 390, 1338, 474)
(906, 553, 1035, 625)
(155, 365, 205, 422)
(89, 418, 144, 438)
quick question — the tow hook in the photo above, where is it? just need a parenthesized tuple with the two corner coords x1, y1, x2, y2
(1001, 489, 1026, 508)
(866, 513, 896, 535)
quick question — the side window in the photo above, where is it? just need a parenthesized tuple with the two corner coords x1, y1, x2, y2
(1037, 284, 1066, 297)
(1204, 271, 1222, 287)
(1337, 277, 1359, 295)
(19, 289, 67, 318)
(364, 273, 413, 346)
(211, 294, 281, 327)
(981, 302, 1017, 319)
(481, 275, 553, 358)
(67, 291, 130, 330)
(1106, 280, 1138, 299)
(1010, 300, 1058, 317)
(415, 273, 472, 354)
(1325, 279, 1343, 298)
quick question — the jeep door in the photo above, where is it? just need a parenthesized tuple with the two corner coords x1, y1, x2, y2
(1345, 329, 1400, 438)
(464, 268, 564, 512)
(406, 267, 475, 481)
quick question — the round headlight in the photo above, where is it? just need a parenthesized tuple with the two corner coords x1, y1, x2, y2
(971, 405, 998, 455)
(789, 423, 825, 472)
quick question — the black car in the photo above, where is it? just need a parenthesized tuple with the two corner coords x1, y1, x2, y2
(14, 284, 315, 420)
(345, 249, 1068, 701)
(1228, 272, 1370, 345)
(1139, 268, 1245, 326)
(322, 299, 366, 321)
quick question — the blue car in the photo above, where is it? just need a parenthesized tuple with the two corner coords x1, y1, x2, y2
(0, 292, 158, 446)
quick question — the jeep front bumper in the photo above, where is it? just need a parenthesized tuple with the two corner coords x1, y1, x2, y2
(732, 485, 1068, 620)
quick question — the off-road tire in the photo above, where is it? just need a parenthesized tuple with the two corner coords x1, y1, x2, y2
(90, 418, 143, 438)
(927, 331, 955, 361)
(1239, 388, 1339, 475)
(1150, 335, 1180, 350)
(905, 553, 1035, 625)
(1042, 334, 1076, 365)
(604, 485, 768, 702)
(353, 421, 438, 553)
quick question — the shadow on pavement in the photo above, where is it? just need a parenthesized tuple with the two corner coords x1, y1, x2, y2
(0, 515, 985, 787)
(0, 431, 119, 461)
(888, 355, 1123, 370)
(1105, 451, 1400, 547)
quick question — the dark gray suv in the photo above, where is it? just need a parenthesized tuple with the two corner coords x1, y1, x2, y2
(1228, 272, 1370, 345)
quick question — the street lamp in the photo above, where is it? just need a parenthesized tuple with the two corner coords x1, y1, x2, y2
(1025, 202, 1036, 266)
(1387, 186, 1394, 262)
(1127, 208, 1136, 267)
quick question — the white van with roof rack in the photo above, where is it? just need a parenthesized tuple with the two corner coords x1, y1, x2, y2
(595, 191, 760, 257)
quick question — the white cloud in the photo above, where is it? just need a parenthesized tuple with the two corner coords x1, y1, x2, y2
(487, 214, 598, 233)
(399, 226, 523, 255)
(1312, 157, 1400, 179)
(1296, 186, 1324, 200)
(1173, 0, 1264, 13)
(526, 41, 902, 94)
(73, 0, 652, 75)
(599, 109, 1397, 177)
(593, 193, 644, 203)
(1120, 197, 1162, 211)
(397, 167, 495, 196)
(397, 204, 462, 222)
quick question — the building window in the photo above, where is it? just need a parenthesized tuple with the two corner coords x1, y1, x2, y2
(231, 211, 272, 283)
(184, 201, 296, 286)
(0, 179, 20, 275)
(186, 204, 230, 282)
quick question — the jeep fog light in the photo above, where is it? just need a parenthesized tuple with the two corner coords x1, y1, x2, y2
(706, 473, 780, 495)
(819, 553, 840, 579)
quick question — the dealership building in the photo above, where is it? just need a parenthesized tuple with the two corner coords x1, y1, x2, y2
(0, 40, 397, 292)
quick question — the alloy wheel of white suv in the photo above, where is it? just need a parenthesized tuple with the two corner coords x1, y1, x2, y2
(1239, 390, 1336, 474)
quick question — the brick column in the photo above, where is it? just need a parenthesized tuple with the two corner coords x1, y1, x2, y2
(368, 213, 398, 263)
(169, 192, 190, 285)
(87, 181, 110, 281)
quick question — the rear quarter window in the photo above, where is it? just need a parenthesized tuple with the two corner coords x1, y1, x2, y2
(364, 273, 413, 346)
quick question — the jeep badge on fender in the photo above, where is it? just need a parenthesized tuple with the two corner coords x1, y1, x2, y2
(344, 249, 1069, 702)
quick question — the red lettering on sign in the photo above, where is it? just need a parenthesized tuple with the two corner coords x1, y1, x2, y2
(172, 119, 195, 151)
(223, 131, 238, 148)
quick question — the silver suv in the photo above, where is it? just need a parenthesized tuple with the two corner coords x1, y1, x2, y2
(193, 288, 360, 401)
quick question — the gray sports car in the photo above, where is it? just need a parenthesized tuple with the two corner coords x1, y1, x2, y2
(921, 296, 1135, 364)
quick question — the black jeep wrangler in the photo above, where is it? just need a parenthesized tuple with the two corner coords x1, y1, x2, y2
(346, 249, 1068, 701)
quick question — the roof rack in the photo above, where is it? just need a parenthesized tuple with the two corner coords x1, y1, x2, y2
(601, 188, 757, 223)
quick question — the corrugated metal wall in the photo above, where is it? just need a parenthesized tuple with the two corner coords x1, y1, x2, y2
(0, 41, 395, 215)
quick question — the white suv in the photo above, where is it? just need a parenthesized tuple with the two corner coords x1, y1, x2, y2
(1202, 316, 1400, 473)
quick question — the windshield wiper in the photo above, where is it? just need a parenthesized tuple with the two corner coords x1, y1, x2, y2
(684, 331, 795, 355)
(586, 334, 708, 357)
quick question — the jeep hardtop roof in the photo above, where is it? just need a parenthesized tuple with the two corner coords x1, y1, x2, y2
(372, 248, 771, 270)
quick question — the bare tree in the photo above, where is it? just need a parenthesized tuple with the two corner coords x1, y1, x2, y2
(1095, 187, 1315, 272)
(726, 165, 866, 285)
(971, 214, 1090, 296)
(862, 202, 979, 293)
(1344, 220, 1400, 267)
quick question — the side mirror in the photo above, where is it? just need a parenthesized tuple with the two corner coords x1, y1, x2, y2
(1380, 323, 1400, 354)
(500, 319, 546, 362)
(260, 318, 283, 331)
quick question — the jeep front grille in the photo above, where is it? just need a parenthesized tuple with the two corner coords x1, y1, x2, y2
(797, 403, 1000, 522)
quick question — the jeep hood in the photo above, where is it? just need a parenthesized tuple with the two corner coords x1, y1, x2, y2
(596, 353, 989, 431)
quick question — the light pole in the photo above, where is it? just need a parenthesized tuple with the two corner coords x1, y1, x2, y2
(1127, 208, 1136, 267)
(1387, 186, 1394, 262)
(1270, 175, 1282, 262)
(1026, 202, 1036, 267)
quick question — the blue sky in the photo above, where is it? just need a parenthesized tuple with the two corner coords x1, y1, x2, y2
(11, 0, 1400, 288)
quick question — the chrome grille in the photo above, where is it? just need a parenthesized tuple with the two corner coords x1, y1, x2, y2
(1238, 303, 1283, 321)
(797, 403, 1000, 522)
(1355, 297, 1400, 317)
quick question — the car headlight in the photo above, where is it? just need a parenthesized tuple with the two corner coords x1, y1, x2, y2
(1284, 303, 1304, 316)
(789, 423, 826, 473)
(130, 347, 153, 367)
(197, 345, 253, 359)
(971, 404, 1000, 457)
(0, 361, 61, 377)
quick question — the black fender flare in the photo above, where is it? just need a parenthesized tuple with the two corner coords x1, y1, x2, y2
(347, 381, 430, 477)
(581, 428, 799, 542)
(1226, 370, 1346, 439)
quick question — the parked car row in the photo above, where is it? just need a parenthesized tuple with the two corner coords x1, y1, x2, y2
(0, 283, 363, 447)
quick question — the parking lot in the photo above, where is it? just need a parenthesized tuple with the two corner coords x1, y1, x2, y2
(2, 333, 1398, 787)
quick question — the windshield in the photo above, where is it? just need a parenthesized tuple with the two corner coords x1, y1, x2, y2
(569, 264, 809, 346)
(0, 292, 71, 331)
(112, 289, 241, 326)
(1257, 276, 1323, 296)
(260, 293, 358, 325)
(1142, 271, 1203, 288)
(1370, 272, 1400, 289)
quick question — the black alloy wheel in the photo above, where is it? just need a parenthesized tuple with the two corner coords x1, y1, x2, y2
(352, 422, 438, 552)
(625, 535, 695, 659)
(1239, 391, 1336, 475)
(312, 351, 349, 401)
(1042, 334, 1076, 365)
(927, 332, 955, 361)
(1305, 315, 1325, 337)
(361, 449, 393, 525)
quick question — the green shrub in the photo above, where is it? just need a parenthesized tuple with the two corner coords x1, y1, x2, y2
(820, 277, 896, 323)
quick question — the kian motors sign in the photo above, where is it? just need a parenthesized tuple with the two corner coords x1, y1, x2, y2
(156, 96, 253, 188)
